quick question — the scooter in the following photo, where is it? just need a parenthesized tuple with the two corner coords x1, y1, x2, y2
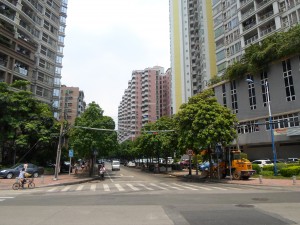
(99, 169, 105, 180)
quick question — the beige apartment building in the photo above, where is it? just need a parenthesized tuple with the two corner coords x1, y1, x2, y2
(60, 85, 86, 125)
(118, 66, 172, 143)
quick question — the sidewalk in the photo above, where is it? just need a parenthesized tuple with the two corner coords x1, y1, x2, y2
(0, 169, 299, 190)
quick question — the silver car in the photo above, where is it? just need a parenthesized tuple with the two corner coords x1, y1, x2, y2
(112, 160, 120, 171)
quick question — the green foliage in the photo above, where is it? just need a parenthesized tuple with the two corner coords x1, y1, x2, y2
(280, 166, 300, 177)
(260, 171, 274, 176)
(219, 24, 300, 82)
(69, 102, 117, 160)
(252, 164, 261, 174)
(175, 89, 237, 153)
(0, 81, 58, 164)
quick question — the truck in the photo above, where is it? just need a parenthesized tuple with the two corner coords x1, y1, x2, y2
(201, 149, 255, 180)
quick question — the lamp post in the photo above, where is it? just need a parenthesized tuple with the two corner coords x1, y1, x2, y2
(246, 79, 278, 175)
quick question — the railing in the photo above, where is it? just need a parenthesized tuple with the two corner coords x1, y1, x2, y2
(241, 8, 254, 20)
(245, 34, 258, 46)
(259, 11, 273, 22)
(240, 0, 253, 7)
(260, 25, 276, 37)
(257, 0, 272, 9)
(243, 22, 256, 31)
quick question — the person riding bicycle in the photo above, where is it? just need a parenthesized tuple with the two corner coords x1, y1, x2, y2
(18, 168, 26, 187)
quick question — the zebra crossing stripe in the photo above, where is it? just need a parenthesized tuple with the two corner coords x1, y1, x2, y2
(138, 183, 154, 191)
(76, 185, 84, 191)
(184, 184, 212, 191)
(0, 199, 5, 202)
(61, 186, 71, 192)
(115, 184, 125, 191)
(103, 184, 110, 191)
(210, 186, 228, 191)
(48, 187, 58, 192)
(150, 183, 168, 190)
(90, 184, 96, 191)
(172, 183, 198, 191)
(161, 183, 183, 190)
(126, 184, 140, 191)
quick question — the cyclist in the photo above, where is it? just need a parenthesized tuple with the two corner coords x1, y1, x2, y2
(18, 168, 26, 187)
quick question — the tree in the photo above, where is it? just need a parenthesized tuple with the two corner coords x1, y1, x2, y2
(0, 81, 58, 165)
(69, 102, 117, 175)
(176, 89, 237, 155)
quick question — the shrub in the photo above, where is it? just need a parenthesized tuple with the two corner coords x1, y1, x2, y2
(260, 171, 274, 176)
(280, 166, 300, 177)
(252, 164, 261, 174)
(262, 165, 274, 171)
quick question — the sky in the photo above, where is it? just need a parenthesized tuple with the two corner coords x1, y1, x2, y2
(61, 0, 171, 126)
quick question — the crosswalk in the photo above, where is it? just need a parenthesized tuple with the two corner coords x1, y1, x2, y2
(0, 197, 14, 202)
(41, 182, 245, 194)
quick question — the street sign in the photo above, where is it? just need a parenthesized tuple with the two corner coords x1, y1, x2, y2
(69, 149, 74, 158)
(187, 149, 193, 156)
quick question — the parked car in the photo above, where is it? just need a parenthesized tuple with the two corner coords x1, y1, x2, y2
(0, 163, 44, 179)
(111, 160, 120, 171)
(287, 158, 299, 163)
(127, 161, 136, 167)
(251, 159, 273, 168)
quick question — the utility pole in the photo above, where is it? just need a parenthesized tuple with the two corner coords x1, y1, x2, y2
(53, 122, 64, 180)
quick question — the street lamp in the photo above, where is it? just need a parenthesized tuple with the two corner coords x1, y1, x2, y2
(246, 79, 278, 175)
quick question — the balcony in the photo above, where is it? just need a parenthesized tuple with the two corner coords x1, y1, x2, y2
(243, 22, 256, 31)
(256, 0, 272, 10)
(260, 24, 276, 37)
(240, 0, 253, 8)
(245, 34, 258, 46)
(258, 10, 273, 22)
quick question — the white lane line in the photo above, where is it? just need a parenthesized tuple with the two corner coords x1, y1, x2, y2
(126, 184, 140, 191)
(115, 184, 125, 191)
(150, 183, 168, 190)
(90, 184, 96, 191)
(172, 183, 198, 190)
(61, 186, 71, 192)
(138, 183, 154, 191)
(103, 184, 110, 192)
(184, 184, 212, 191)
(108, 176, 134, 178)
(76, 185, 84, 191)
(0, 197, 14, 199)
(0, 199, 5, 202)
(161, 183, 183, 190)
(47, 187, 58, 192)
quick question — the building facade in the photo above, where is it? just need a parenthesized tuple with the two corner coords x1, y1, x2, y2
(213, 55, 300, 160)
(0, 0, 68, 118)
(118, 66, 172, 143)
(169, 0, 217, 113)
(60, 85, 86, 125)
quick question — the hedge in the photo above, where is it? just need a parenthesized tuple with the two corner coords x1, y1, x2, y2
(280, 166, 300, 177)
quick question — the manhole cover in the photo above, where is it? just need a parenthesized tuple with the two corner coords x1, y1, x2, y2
(235, 204, 254, 208)
(252, 198, 269, 201)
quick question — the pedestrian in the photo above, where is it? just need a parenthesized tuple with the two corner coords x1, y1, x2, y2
(24, 162, 28, 171)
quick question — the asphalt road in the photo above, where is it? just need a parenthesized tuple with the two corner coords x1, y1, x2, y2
(1, 164, 299, 225)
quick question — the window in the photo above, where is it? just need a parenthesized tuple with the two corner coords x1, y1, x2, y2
(237, 120, 259, 134)
(266, 113, 299, 130)
(282, 59, 295, 101)
(260, 72, 269, 107)
(222, 84, 227, 107)
(230, 80, 238, 113)
(247, 75, 256, 110)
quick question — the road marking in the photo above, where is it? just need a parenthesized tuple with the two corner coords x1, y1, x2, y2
(47, 187, 58, 192)
(137, 183, 154, 191)
(76, 185, 84, 191)
(210, 186, 228, 191)
(103, 184, 110, 191)
(172, 183, 198, 190)
(184, 184, 212, 191)
(161, 183, 183, 190)
(90, 184, 96, 191)
(0, 197, 14, 198)
(61, 186, 71, 192)
(115, 184, 125, 191)
(126, 184, 140, 191)
(0, 199, 5, 202)
(150, 183, 168, 190)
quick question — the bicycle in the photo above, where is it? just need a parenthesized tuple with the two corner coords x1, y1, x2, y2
(12, 178, 35, 190)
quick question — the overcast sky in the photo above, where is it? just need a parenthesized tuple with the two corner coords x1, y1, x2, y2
(61, 0, 170, 127)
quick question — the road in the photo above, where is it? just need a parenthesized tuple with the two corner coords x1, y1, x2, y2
(0, 163, 299, 225)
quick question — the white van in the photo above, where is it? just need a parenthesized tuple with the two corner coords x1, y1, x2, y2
(112, 160, 120, 171)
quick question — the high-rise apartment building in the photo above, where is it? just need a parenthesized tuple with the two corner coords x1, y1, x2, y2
(118, 66, 172, 143)
(60, 85, 86, 125)
(169, 0, 217, 113)
(0, 0, 68, 118)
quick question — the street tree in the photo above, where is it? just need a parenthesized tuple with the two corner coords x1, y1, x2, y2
(69, 102, 117, 175)
(176, 89, 237, 161)
(0, 81, 58, 165)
